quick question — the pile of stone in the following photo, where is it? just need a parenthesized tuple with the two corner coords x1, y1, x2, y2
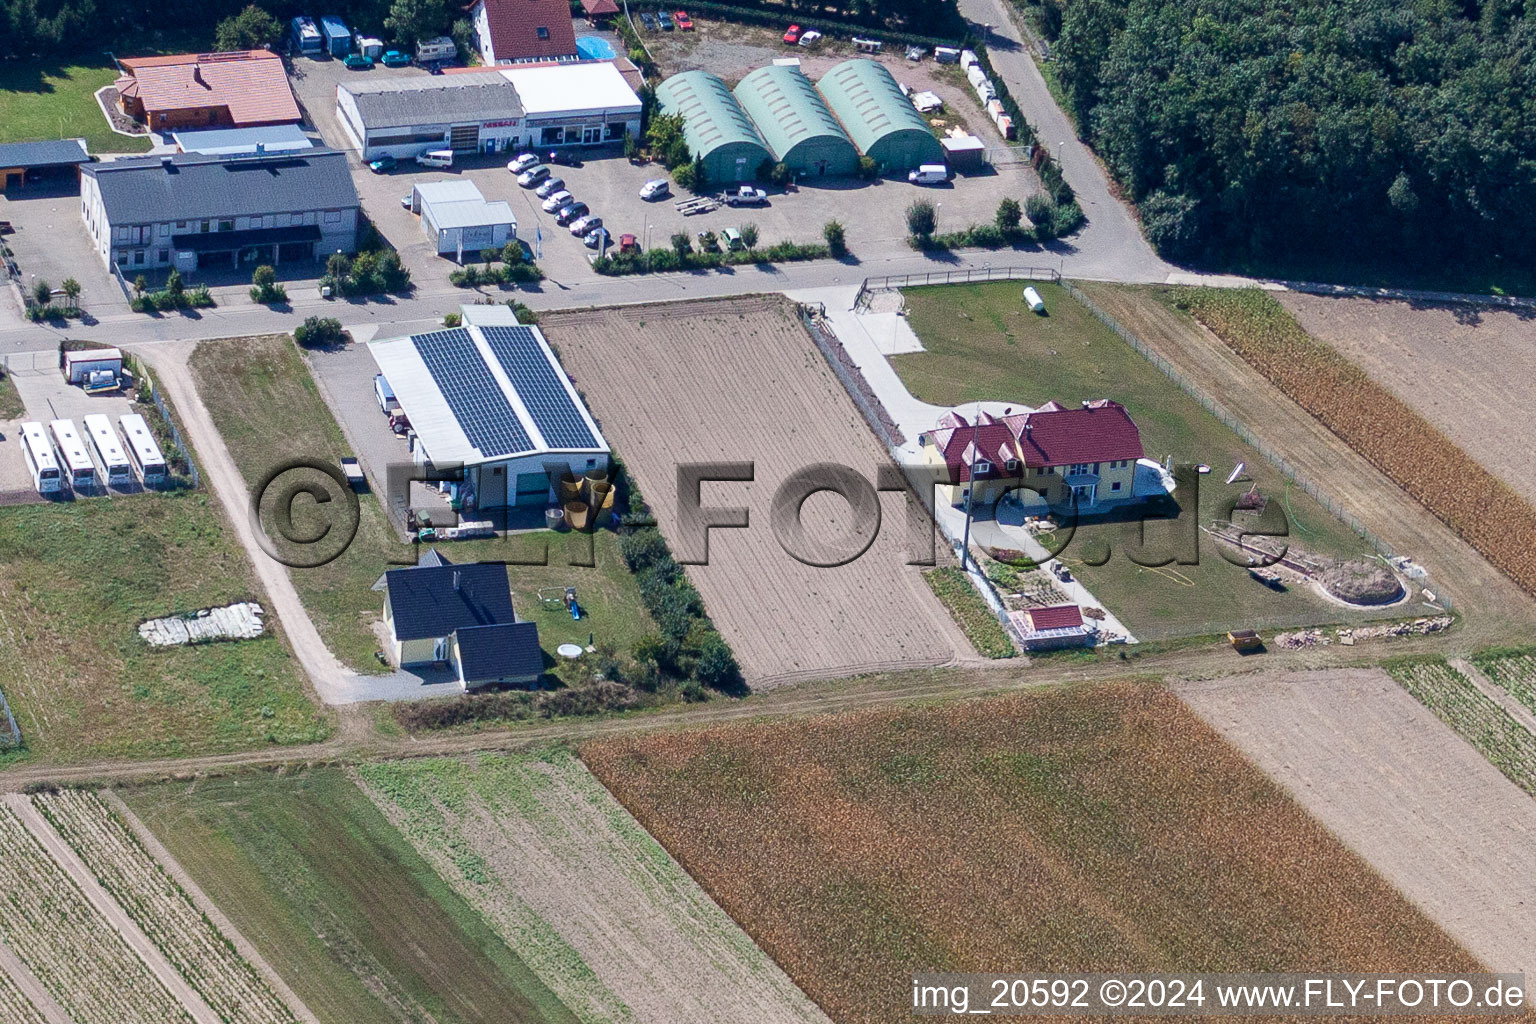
(1274, 629, 1330, 650)
(139, 602, 266, 647)
(1337, 616, 1453, 644)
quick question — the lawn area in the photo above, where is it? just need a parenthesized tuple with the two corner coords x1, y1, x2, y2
(584, 685, 1477, 1024)
(190, 335, 654, 673)
(0, 58, 150, 155)
(922, 567, 1015, 658)
(0, 492, 329, 763)
(123, 768, 580, 1024)
(0, 366, 23, 420)
(897, 280, 1399, 639)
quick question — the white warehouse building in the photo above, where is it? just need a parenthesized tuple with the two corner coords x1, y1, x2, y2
(412, 180, 516, 258)
(336, 62, 640, 161)
(368, 304, 609, 511)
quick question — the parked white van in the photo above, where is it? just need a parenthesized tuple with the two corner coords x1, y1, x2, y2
(415, 149, 454, 169)
(908, 163, 950, 185)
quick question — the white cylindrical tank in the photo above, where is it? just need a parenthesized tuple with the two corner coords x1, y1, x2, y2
(1023, 286, 1045, 313)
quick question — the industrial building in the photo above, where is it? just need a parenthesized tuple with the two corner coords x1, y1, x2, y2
(412, 180, 516, 258)
(817, 59, 945, 172)
(79, 148, 359, 272)
(470, 0, 578, 63)
(733, 65, 858, 177)
(655, 71, 771, 183)
(114, 50, 301, 130)
(368, 304, 610, 511)
(499, 62, 641, 147)
(337, 64, 640, 159)
(0, 139, 89, 189)
(171, 124, 314, 156)
(337, 73, 525, 160)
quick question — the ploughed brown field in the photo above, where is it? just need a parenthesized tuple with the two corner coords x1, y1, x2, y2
(583, 684, 1478, 1024)
(541, 296, 970, 686)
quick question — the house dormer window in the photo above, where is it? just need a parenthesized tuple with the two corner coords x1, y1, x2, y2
(973, 460, 992, 475)
(537, 26, 549, 38)
(1005, 459, 1018, 472)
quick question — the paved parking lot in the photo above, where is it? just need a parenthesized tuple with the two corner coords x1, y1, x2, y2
(303, 339, 417, 528)
(0, 349, 141, 498)
(0, 183, 128, 318)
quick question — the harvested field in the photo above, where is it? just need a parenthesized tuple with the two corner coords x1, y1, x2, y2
(33, 789, 297, 1024)
(1278, 293, 1536, 507)
(541, 297, 969, 685)
(1177, 668, 1536, 976)
(122, 769, 576, 1024)
(1072, 283, 1536, 644)
(0, 801, 192, 1024)
(582, 685, 1476, 1024)
(356, 751, 829, 1024)
(1173, 288, 1536, 603)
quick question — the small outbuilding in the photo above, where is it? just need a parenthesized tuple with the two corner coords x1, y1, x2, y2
(412, 180, 516, 258)
(320, 16, 351, 58)
(816, 59, 944, 172)
(656, 71, 772, 183)
(0, 139, 89, 189)
(733, 65, 858, 178)
(172, 124, 314, 156)
(1009, 604, 1093, 651)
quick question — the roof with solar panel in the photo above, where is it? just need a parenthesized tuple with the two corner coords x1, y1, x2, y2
(367, 305, 607, 466)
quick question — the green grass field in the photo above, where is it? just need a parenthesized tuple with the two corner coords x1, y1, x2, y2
(0, 493, 328, 763)
(123, 769, 579, 1024)
(190, 335, 654, 673)
(897, 281, 1403, 639)
(0, 59, 150, 155)
(0, 368, 23, 421)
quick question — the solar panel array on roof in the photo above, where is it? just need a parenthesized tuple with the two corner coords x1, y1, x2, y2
(481, 325, 598, 450)
(411, 328, 533, 457)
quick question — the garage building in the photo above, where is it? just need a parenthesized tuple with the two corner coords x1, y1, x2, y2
(817, 59, 944, 172)
(412, 180, 516, 258)
(655, 71, 771, 183)
(733, 65, 858, 178)
(368, 304, 610, 511)
(0, 139, 89, 189)
(337, 73, 526, 161)
(499, 62, 641, 148)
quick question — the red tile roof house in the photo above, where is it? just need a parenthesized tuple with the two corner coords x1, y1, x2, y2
(919, 399, 1146, 511)
(1007, 604, 1094, 650)
(470, 0, 581, 64)
(115, 50, 302, 131)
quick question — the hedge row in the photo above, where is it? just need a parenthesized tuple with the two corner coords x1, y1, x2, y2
(1175, 288, 1536, 600)
(594, 240, 829, 275)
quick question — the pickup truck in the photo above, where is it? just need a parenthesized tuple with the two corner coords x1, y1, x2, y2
(724, 186, 768, 207)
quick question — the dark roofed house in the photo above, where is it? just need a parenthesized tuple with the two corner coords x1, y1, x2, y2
(79, 148, 359, 273)
(922, 399, 1152, 510)
(0, 139, 90, 189)
(470, 0, 580, 64)
(383, 560, 545, 689)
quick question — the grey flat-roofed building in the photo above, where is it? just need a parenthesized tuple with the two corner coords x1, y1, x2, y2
(337, 73, 526, 160)
(79, 148, 359, 272)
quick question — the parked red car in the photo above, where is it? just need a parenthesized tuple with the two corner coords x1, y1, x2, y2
(673, 9, 694, 29)
(782, 23, 802, 43)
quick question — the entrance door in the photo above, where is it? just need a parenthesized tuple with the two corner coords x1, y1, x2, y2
(1071, 484, 1095, 506)
(582, 125, 601, 145)
(479, 464, 508, 507)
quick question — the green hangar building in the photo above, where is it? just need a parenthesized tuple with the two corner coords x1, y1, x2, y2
(733, 65, 858, 178)
(656, 71, 771, 183)
(817, 59, 945, 172)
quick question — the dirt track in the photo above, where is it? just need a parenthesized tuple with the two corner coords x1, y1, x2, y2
(1176, 669, 1536, 977)
(543, 297, 972, 685)
(1074, 283, 1536, 644)
(1279, 294, 1536, 506)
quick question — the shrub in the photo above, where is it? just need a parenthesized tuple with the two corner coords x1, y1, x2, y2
(31, 278, 51, 306)
(694, 632, 740, 690)
(671, 231, 692, 256)
(906, 199, 937, 237)
(293, 316, 346, 349)
(61, 278, 81, 304)
(738, 222, 759, 249)
(996, 197, 1022, 231)
(857, 155, 878, 180)
(1025, 191, 1056, 228)
(501, 240, 524, 265)
(443, 312, 462, 327)
(646, 246, 680, 271)
(249, 264, 287, 304)
(698, 230, 719, 252)
(672, 161, 698, 191)
(765, 161, 791, 186)
(165, 269, 184, 297)
(823, 219, 847, 257)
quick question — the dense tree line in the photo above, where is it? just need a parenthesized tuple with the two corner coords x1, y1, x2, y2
(1050, 0, 1536, 266)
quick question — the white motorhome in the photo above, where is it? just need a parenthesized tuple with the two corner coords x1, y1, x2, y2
(83, 414, 132, 487)
(415, 36, 457, 63)
(20, 421, 62, 494)
(49, 419, 96, 492)
(118, 413, 168, 485)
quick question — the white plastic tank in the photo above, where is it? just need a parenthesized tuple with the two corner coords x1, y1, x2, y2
(1023, 286, 1045, 313)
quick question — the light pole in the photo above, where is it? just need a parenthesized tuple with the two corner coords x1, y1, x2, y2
(959, 401, 980, 573)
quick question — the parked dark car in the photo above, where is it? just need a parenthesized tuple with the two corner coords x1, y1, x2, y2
(639, 11, 658, 29)
(548, 149, 583, 167)
(556, 201, 590, 225)
(657, 9, 674, 28)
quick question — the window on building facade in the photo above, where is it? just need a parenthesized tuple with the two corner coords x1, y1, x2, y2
(974, 460, 991, 475)
(219, 220, 234, 232)
(1111, 481, 1122, 491)
(157, 249, 168, 263)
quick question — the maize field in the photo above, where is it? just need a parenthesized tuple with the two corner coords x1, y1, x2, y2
(1387, 658, 1536, 796)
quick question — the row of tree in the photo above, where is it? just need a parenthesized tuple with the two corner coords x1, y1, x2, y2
(1051, 0, 1536, 266)
(0, 0, 460, 59)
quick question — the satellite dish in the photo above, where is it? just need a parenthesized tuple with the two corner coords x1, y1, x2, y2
(1225, 461, 1246, 485)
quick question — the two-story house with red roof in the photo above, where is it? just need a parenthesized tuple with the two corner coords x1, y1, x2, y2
(470, 0, 580, 64)
(920, 399, 1146, 510)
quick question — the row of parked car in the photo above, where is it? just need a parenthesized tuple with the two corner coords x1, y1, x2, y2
(638, 9, 693, 30)
(508, 153, 618, 248)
